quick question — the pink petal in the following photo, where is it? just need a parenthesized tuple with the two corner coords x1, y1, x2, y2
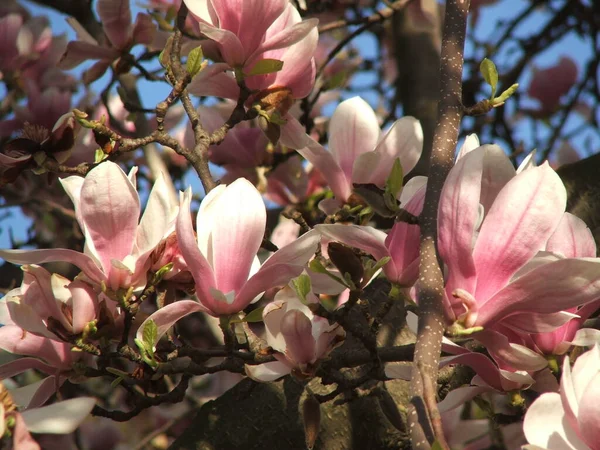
(438, 148, 485, 300)
(280, 309, 315, 365)
(134, 174, 178, 259)
(0, 357, 58, 379)
(503, 311, 578, 334)
(438, 386, 490, 413)
(439, 352, 521, 392)
(200, 178, 265, 295)
(279, 115, 311, 150)
(131, 13, 155, 46)
(577, 372, 600, 448)
(198, 23, 245, 66)
(477, 258, 600, 327)
(187, 63, 239, 99)
(329, 97, 380, 181)
(250, 14, 318, 59)
(136, 300, 204, 346)
(523, 392, 584, 450)
(96, 0, 132, 49)
(0, 249, 104, 284)
(22, 397, 96, 434)
(261, 229, 320, 270)
(69, 280, 98, 334)
(296, 139, 351, 201)
(372, 116, 423, 181)
(233, 264, 306, 314)
(245, 360, 291, 382)
(474, 329, 548, 372)
(12, 414, 41, 450)
(176, 188, 216, 309)
(237, 0, 287, 57)
(79, 162, 140, 274)
(315, 224, 389, 261)
(474, 163, 566, 302)
(384, 185, 425, 285)
(546, 212, 596, 258)
(455, 134, 480, 160)
(58, 41, 120, 69)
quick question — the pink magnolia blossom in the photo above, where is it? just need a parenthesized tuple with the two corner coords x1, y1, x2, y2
(59, 0, 156, 84)
(185, 0, 318, 98)
(295, 97, 423, 213)
(3, 265, 98, 341)
(527, 56, 578, 117)
(0, 161, 178, 291)
(437, 144, 600, 334)
(0, 13, 52, 76)
(0, 81, 71, 138)
(0, 324, 78, 408)
(175, 178, 321, 316)
(524, 344, 600, 450)
(0, 382, 95, 450)
(245, 285, 345, 381)
(314, 177, 426, 287)
(182, 103, 269, 169)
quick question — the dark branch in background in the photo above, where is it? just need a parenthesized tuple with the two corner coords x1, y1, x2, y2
(408, 1, 470, 449)
(391, 0, 441, 178)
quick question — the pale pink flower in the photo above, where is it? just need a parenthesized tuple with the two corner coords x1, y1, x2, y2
(0, 13, 52, 76)
(185, 0, 318, 97)
(0, 161, 178, 291)
(245, 285, 345, 381)
(437, 144, 600, 334)
(3, 265, 98, 341)
(524, 344, 600, 450)
(527, 56, 578, 117)
(174, 178, 321, 316)
(0, 81, 71, 137)
(295, 97, 423, 213)
(59, 0, 156, 84)
(0, 382, 95, 450)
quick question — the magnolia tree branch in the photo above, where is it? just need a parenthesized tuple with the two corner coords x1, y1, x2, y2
(408, 0, 470, 449)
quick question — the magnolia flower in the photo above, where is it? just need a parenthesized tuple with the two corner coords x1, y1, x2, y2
(245, 285, 345, 381)
(295, 97, 423, 213)
(173, 178, 320, 316)
(437, 144, 600, 334)
(0, 161, 178, 291)
(0, 324, 78, 408)
(315, 176, 426, 287)
(59, 0, 155, 84)
(527, 56, 578, 117)
(185, 0, 318, 98)
(524, 344, 600, 450)
(1, 382, 96, 450)
(3, 265, 98, 342)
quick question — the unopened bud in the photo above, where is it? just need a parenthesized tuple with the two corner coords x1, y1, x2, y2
(302, 392, 321, 450)
(327, 242, 364, 288)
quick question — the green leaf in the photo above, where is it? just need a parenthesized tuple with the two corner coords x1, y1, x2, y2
(152, 262, 174, 284)
(230, 307, 265, 324)
(186, 46, 204, 77)
(142, 319, 158, 356)
(308, 260, 350, 289)
(385, 158, 404, 199)
(480, 58, 498, 99)
(292, 274, 312, 304)
(492, 83, 519, 107)
(309, 259, 328, 274)
(431, 440, 444, 450)
(245, 59, 284, 77)
(94, 149, 107, 163)
(363, 256, 391, 283)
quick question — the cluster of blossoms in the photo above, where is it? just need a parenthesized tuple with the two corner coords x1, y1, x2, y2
(0, 0, 598, 448)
